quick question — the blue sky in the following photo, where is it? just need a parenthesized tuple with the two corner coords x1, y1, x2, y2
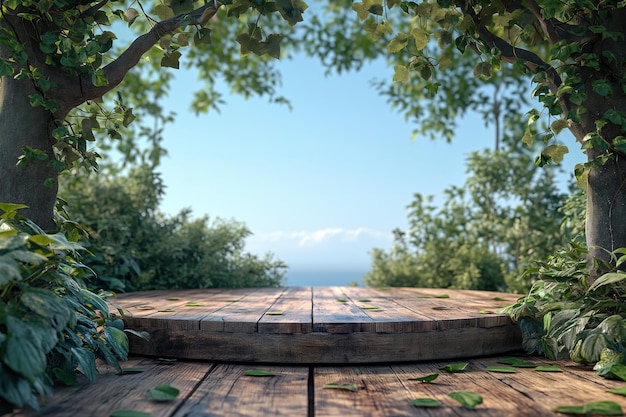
(152, 52, 584, 282)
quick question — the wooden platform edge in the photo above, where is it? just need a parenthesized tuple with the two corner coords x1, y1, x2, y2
(125, 324, 523, 364)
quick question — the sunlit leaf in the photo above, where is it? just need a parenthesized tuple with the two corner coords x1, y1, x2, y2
(448, 391, 483, 409)
(244, 369, 275, 376)
(554, 401, 623, 415)
(185, 302, 203, 306)
(323, 383, 360, 392)
(542, 144, 569, 163)
(607, 387, 626, 396)
(148, 384, 180, 402)
(440, 362, 468, 372)
(487, 366, 516, 373)
(408, 373, 439, 382)
(434, 294, 449, 298)
(161, 51, 181, 69)
(587, 273, 626, 293)
(336, 298, 348, 302)
(534, 365, 562, 372)
(411, 398, 442, 407)
(387, 33, 409, 53)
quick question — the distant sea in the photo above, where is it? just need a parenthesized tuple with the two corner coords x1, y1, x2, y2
(284, 269, 367, 287)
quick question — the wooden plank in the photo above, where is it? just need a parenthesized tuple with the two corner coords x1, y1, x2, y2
(10, 357, 212, 417)
(201, 288, 287, 332)
(172, 364, 309, 417)
(315, 366, 417, 417)
(312, 287, 374, 333)
(258, 287, 312, 334)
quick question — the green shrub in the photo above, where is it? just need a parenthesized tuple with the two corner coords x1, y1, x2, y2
(507, 242, 626, 378)
(0, 204, 131, 414)
(60, 166, 286, 291)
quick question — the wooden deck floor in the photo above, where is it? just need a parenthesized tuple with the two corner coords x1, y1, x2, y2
(113, 287, 523, 363)
(9, 355, 626, 416)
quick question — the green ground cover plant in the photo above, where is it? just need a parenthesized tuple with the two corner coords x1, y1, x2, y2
(0, 204, 132, 413)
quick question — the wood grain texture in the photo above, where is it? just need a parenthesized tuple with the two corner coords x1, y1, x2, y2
(9, 356, 626, 417)
(114, 287, 523, 363)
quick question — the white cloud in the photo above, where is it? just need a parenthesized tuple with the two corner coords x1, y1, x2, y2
(252, 227, 391, 247)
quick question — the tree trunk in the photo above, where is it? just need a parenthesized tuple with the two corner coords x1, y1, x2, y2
(0, 75, 58, 230)
(586, 151, 626, 266)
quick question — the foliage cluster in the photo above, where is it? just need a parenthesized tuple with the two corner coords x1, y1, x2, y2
(60, 166, 286, 292)
(508, 243, 626, 376)
(0, 204, 130, 414)
(365, 141, 573, 293)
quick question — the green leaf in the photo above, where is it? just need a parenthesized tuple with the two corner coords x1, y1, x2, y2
(587, 272, 626, 293)
(123, 8, 139, 25)
(387, 33, 409, 53)
(392, 65, 409, 83)
(91, 69, 108, 87)
(110, 411, 151, 417)
(166, 297, 180, 301)
(71, 347, 97, 382)
(592, 79, 613, 97)
(408, 373, 439, 382)
(410, 27, 428, 50)
(161, 51, 181, 69)
(487, 366, 516, 373)
(20, 288, 72, 331)
(358, 298, 371, 302)
(194, 28, 212, 46)
(551, 119, 569, 134)
(0, 58, 14, 77)
(265, 311, 284, 315)
(336, 298, 348, 302)
(434, 294, 449, 298)
(184, 301, 203, 306)
(542, 145, 569, 163)
(606, 363, 626, 381)
(448, 391, 483, 409)
(262, 34, 283, 59)
(148, 384, 180, 402)
(244, 369, 275, 376)
(440, 362, 468, 372)
(554, 401, 623, 415)
(153, 4, 175, 19)
(323, 383, 360, 392)
(411, 398, 442, 407)
(607, 387, 626, 396)
(497, 357, 537, 368)
(534, 365, 562, 372)
(473, 61, 492, 79)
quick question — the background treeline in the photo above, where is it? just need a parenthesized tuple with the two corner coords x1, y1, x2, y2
(365, 138, 584, 293)
(60, 166, 286, 292)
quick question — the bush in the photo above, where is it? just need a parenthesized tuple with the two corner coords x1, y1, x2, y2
(0, 204, 130, 414)
(60, 166, 286, 292)
(506, 242, 626, 378)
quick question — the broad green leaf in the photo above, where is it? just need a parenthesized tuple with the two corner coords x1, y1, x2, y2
(194, 28, 212, 46)
(20, 288, 71, 331)
(448, 391, 483, 409)
(123, 8, 139, 25)
(551, 119, 569, 134)
(0, 202, 28, 215)
(110, 411, 151, 417)
(262, 34, 283, 59)
(91, 69, 108, 87)
(592, 79, 613, 97)
(161, 51, 181, 69)
(487, 366, 516, 373)
(408, 373, 439, 382)
(361, 305, 381, 310)
(607, 387, 626, 396)
(153, 4, 175, 19)
(157, 308, 174, 312)
(410, 27, 428, 50)
(606, 363, 626, 381)
(323, 383, 360, 392)
(185, 301, 203, 306)
(542, 145, 569, 163)
(587, 273, 626, 293)
(53, 368, 78, 386)
(71, 347, 97, 382)
(473, 61, 492, 79)
(387, 33, 409, 53)
(497, 357, 537, 368)
(534, 365, 562, 372)
(4, 315, 57, 379)
(148, 384, 180, 402)
(554, 401, 623, 415)
(411, 398, 442, 407)
(440, 362, 468, 372)
(393, 65, 409, 83)
(104, 326, 129, 360)
(434, 294, 449, 298)
(244, 369, 275, 376)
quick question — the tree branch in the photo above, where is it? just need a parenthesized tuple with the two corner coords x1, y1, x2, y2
(520, 0, 575, 44)
(79, 1, 221, 102)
